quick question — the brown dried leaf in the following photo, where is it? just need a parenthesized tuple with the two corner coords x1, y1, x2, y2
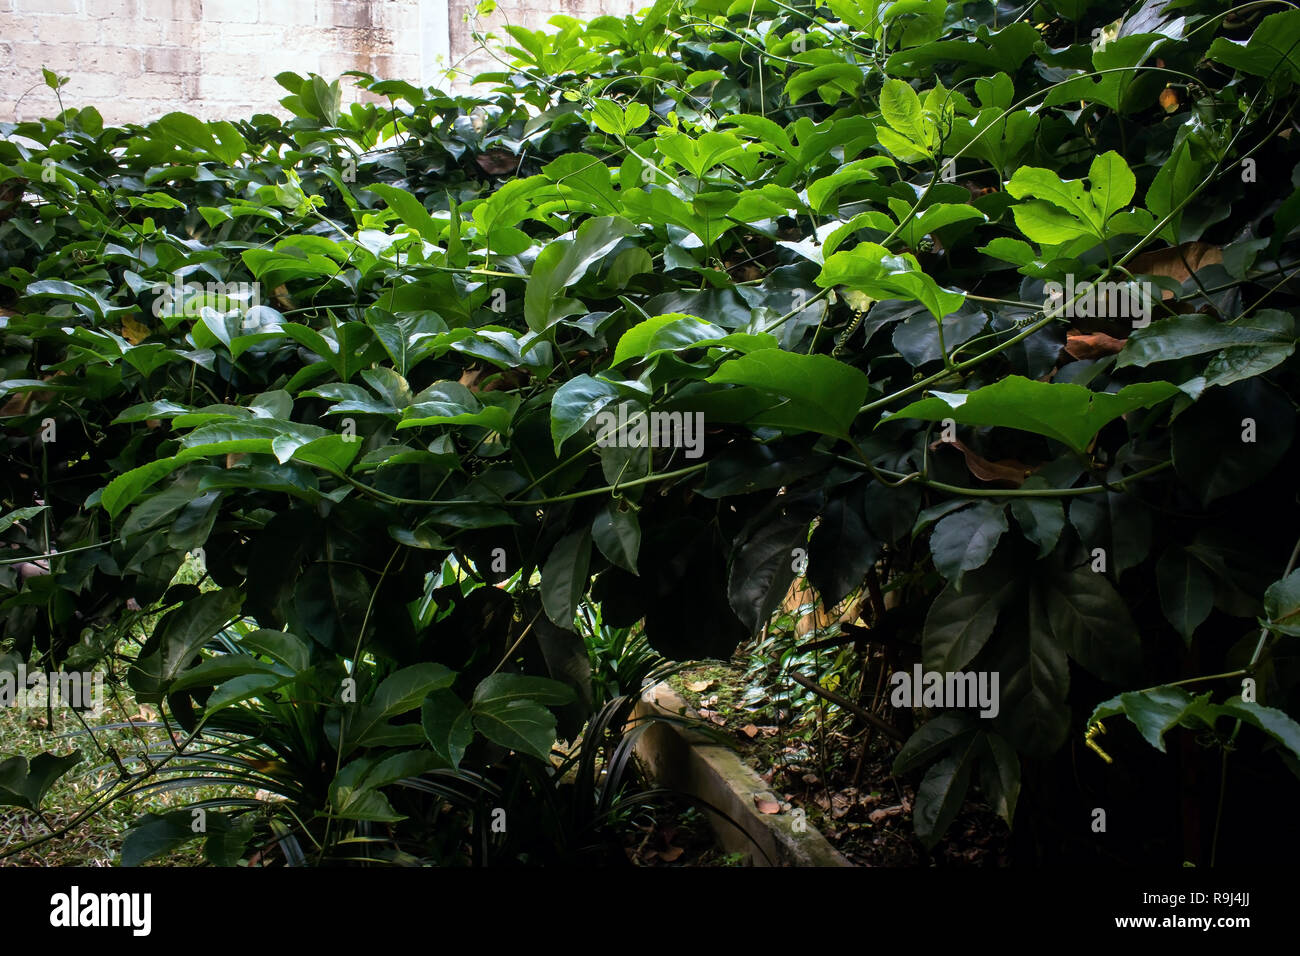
(1065, 330, 1127, 360)
(475, 149, 518, 175)
(270, 284, 294, 311)
(741, 724, 759, 738)
(869, 805, 905, 823)
(755, 794, 781, 814)
(931, 438, 1034, 487)
(658, 845, 684, 862)
(1130, 242, 1223, 289)
(686, 679, 715, 693)
(0, 392, 31, 417)
(121, 315, 150, 345)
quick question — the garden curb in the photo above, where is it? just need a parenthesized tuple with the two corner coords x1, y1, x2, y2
(631, 682, 853, 867)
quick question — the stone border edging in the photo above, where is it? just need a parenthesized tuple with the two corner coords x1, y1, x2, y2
(630, 681, 853, 867)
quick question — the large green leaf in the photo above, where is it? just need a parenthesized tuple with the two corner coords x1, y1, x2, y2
(913, 734, 979, 848)
(343, 663, 456, 751)
(928, 502, 1009, 590)
(978, 732, 1020, 828)
(817, 242, 964, 321)
(1008, 482, 1065, 558)
(592, 499, 640, 574)
(541, 528, 592, 629)
(0, 751, 82, 811)
(1217, 699, 1300, 762)
(131, 589, 244, 693)
(422, 689, 474, 769)
(550, 375, 622, 453)
(469, 674, 573, 762)
(472, 673, 576, 708)
(884, 376, 1179, 452)
(1263, 569, 1300, 637)
(1117, 311, 1295, 376)
(727, 496, 818, 635)
(368, 184, 442, 242)
(471, 698, 558, 761)
(992, 591, 1071, 757)
(707, 350, 868, 438)
(879, 78, 930, 146)
(893, 713, 978, 776)
(807, 482, 879, 608)
(1156, 548, 1214, 644)
(923, 560, 1019, 671)
(120, 809, 204, 866)
(1041, 565, 1141, 682)
(1206, 11, 1300, 82)
(524, 216, 640, 331)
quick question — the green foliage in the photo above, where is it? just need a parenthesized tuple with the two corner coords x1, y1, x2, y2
(1, 0, 1299, 862)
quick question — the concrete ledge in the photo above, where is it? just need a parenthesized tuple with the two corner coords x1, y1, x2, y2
(631, 682, 853, 867)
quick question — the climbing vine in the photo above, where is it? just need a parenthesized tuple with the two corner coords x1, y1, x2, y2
(1, 0, 1299, 863)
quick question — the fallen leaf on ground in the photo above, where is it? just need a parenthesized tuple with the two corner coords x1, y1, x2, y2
(755, 794, 781, 814)
(741, 724, 759, 738)
(687, 679, 716, 693)
(869, 805, 905, 823)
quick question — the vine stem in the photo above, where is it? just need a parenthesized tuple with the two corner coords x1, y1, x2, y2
(342, 461, 708, 509)
(835, 454, 1171, 499)
(0, 541, 111, 566)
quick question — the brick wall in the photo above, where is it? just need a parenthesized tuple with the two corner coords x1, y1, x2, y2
(0, 0, 632, 125)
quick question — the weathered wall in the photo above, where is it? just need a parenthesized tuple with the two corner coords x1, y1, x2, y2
(446, 0, 637, 84)
(0, 0, 631, 125)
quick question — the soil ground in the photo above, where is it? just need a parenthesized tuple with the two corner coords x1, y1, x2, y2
(667, 663, 1010, 866)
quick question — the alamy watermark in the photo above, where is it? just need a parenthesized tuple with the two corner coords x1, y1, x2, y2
(150, 273, 262, 326)
(889, 664, 999, 718)
(50, 886, 151, 936)
(1044, 274, 1155, 328)
(593, 406, 705, 459)
(0, 662, 105, 717)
